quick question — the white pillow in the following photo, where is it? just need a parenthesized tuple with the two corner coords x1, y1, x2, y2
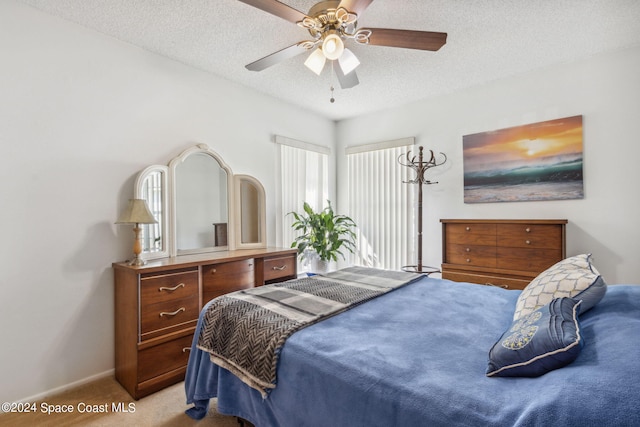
(513, 254, 606, 321)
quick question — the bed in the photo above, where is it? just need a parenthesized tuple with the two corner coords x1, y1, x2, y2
(184, 258, 640, 426)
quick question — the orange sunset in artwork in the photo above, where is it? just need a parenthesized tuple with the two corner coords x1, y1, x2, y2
(463, 115, 584, 203)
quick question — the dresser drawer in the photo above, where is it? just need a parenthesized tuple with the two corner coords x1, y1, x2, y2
(442, 270, 530, 290)
(140, 296, 199, 336)
(496, 247, 562, 273)
(202, 259, 255, 302)
(264, 255, 296, 282)
(137, 334, 193, 383)
(445, 244, 496, 267)
(140, 270, 198, 306)
(446, 223, 496, 245)
(497, 224, 563, 249)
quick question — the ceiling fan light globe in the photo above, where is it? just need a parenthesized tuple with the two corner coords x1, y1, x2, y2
(304, 47, 326, 75)
(338, 48, 360, 75)
(322, 34, 344, 60)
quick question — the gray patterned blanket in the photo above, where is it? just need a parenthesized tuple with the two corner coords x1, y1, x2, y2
(196, 266, 419, 397)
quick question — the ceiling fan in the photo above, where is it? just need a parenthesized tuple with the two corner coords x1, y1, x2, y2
(239, 0, 447, 91)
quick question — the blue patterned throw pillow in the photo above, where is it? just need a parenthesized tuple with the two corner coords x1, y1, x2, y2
(513, 254, 606, 321)
(486, 298, 583, 377)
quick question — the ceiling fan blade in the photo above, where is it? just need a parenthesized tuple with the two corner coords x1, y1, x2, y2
(237, 0, 309, 24)
(362, 28, 447, 51)
(334, 62, 359, 89)
(246, 42, 312, 71)
(338, 0, 374, 15)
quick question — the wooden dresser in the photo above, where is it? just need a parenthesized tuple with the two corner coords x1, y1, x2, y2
(112, 247, 297, 399)
(441, 219, 567, 289)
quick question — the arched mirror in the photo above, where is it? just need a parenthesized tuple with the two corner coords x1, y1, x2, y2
(169, 145, 234, 256)
(134, 143, 266, 260)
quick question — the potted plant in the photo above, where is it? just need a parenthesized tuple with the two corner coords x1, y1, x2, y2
(289, 201, 357, 273)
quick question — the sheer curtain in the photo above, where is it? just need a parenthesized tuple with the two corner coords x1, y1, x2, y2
(346, 138, 416, 270)
(275, 136, 330, 255)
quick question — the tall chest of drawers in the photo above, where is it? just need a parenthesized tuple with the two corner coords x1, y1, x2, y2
(113, 247, 297, 399)
(441, 219, 567, 289)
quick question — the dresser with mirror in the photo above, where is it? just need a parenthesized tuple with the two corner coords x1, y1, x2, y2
(113, 144, 297, 399)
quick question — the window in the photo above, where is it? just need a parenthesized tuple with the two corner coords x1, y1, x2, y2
(275, 136, 330, 256)
(346, 138, 416, 270)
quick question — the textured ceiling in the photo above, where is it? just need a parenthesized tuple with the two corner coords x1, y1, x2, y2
(17, 0, 640, 120)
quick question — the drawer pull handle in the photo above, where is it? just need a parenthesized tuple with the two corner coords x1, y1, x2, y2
(525, 227, 531, 233)
(159, 283, 185, 292)
(182, 347, 191, 353)
(465, 227, 471, 231)
(211, 268, 217, 274)
(465, 248, 470, 252)
(525, 240, 531, 245)
(485, 283, 509, 289)
(159, 307, 185, 318)
(466, 258, 471, 263)
(272, 265, 287, 271)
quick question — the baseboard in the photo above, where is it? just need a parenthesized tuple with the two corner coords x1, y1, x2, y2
(17, 369, 115, 403)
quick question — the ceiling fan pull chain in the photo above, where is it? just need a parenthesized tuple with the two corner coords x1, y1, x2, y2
(330, 61, 336, 103)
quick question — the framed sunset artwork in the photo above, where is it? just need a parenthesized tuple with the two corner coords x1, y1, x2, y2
(463, 115, 584, 203)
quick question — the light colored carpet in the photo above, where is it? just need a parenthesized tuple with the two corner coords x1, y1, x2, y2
(0, 376, 247, 427)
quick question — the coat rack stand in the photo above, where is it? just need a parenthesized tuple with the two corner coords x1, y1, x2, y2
(398, 146, 447, 274)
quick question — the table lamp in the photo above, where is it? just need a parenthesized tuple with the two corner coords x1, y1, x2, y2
(116, 199, 157, 266)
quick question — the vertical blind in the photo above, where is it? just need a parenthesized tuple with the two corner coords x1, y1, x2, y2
(276, 136, 330, 253)
(346, 139, 416, 271)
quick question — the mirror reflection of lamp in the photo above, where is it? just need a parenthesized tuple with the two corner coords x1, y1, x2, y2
(116, 199, 157, 266)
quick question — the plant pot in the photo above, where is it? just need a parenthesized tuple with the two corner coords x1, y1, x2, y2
(310, 258, 330, 275)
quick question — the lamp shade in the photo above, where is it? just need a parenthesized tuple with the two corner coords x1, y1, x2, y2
(322, 33, 344, 60)
(116, 199, 157, 225)
(304, 47, 327, 75)
(338, 48, 360, 75)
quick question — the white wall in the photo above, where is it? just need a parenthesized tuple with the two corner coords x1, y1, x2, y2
(337, 45, 640, 285)
(0, 1, 335, 403)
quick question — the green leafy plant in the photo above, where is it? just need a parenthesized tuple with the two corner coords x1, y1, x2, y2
(289, 201, 357, 262)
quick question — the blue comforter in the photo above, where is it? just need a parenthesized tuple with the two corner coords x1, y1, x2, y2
(185, 276, 640, 426)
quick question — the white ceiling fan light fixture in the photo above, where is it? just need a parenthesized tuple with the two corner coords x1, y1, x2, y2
(322, 32, 345, 60)
(304, 47, 327, 75)
(305, 30, 357, 77)
(338, 47, 360, 75)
